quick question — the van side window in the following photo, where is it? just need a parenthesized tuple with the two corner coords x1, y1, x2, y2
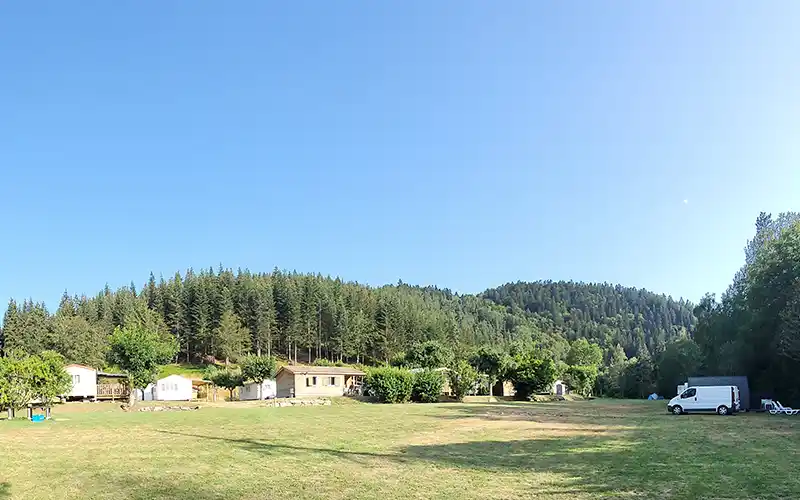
(681, 388, 696, 398)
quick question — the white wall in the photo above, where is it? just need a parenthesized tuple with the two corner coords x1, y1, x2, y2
(137, 384, 156, 401)
(153, 375, 193, 401)
(238, 380, 276, 400)
(65, 366, 97, 399)
(552, 380, 568, 396)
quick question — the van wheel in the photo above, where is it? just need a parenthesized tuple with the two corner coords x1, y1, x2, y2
(717, 405, 729, 416)
(672, 405, 683, 415)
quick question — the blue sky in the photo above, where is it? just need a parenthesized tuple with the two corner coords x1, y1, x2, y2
(1, 2, 799, 310)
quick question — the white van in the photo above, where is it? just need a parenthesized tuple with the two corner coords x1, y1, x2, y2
(667, 385, 740, 415)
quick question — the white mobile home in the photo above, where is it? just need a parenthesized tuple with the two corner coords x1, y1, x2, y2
(65, 364, 98, 400)
(238, 380, 277, 400)
(145, 375, 193, 401)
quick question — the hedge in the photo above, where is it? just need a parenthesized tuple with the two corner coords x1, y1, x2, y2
(365, 367, 414, 403)
(412, 369, 444, 403)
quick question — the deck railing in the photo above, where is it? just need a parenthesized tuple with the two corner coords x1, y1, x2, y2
(97, 383, 129, 400)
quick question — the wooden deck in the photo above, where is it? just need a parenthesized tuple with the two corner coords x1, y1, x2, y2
(96, 383, 129, 401)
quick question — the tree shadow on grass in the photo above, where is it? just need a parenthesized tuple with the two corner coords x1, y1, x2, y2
(159, 430, 654, 497)
(0, 483, 9, 499)
(101, 476, 226, 500)
(401, 436, 649, 497)
(158, 430, 390, 465)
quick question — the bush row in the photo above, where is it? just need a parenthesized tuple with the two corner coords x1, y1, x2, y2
(365, 367, 444, 404)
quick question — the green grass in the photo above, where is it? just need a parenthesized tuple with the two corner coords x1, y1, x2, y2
(1, 399, 799, 499)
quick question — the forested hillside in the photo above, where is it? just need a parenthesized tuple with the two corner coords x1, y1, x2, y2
(482, 282, 695, 359)
(6, 210, 799, 404)
(0, 269, 692, 372)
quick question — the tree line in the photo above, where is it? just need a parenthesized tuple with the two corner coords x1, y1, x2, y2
(692, 212, 800, 405)
(593, 211, 800, 405)
(3, 213, 796, 404)
(0, 268, 696, 376)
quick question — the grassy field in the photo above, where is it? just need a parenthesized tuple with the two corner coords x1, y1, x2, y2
(156, 363, 209, 379)
(1, 399, 799, 499)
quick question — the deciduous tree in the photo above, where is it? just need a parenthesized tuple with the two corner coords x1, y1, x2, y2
(240, 355, 277, 400)
(109, 324, 178, 406)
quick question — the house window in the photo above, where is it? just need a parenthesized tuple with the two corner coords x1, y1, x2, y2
(160, 384, 165, 391)
(328, 377, 337, 387)
(306, 376, 318, 387)
(72, 374, 80, 384)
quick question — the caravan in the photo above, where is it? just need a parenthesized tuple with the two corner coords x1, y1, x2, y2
(667, 385, 740, 415)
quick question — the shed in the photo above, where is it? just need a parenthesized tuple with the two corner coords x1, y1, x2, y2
(151, 375, 193, 401)
(552, 379, 570, 396)
(238, 380, 277, 400)
(64, 364, 98, 400)
(276, 365, 365, 398)
(138, 384, 155, 401)
(688, 376, 752, 411)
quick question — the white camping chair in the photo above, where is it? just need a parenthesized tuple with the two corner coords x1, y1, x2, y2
(769, 401, 800, 415)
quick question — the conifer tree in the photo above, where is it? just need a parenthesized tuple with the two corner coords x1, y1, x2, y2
(214, 310, 251, 364)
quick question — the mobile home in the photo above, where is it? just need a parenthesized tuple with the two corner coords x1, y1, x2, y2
(64, 364, 98, 400)
(238, 380, 277, 400)
(140, 375, 194, 401)
(275, 365, 365, 398)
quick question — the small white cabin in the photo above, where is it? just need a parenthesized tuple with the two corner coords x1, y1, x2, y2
(65, 364, 98, 400)
(138, 384, 155, 401)
(147, 375, 193, 401)
(552, 379, 570, 396)
(238, 380, 277, 400)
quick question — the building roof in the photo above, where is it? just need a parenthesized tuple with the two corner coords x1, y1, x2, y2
(66, 364, 97, 371)
(158, 374, 194, 382)
(241, 379, 275, 386)
(278, 365, 365, 376)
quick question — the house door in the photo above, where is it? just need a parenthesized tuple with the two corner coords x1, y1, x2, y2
(556, 383, 563, 396)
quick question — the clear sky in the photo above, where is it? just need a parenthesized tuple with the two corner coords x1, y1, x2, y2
(2, 2, 799, 310)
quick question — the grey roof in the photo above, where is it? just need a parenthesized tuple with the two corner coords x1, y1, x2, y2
(279, 365, 365, 376)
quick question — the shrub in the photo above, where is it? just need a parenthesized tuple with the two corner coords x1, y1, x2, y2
(312, 358, 335, 367)
(412, 369, 444, 403)
(207, 367, 245, 400)
(509, 351, 557, 400)
(448, 360, 478, 401)
(365, 367, 414, 403)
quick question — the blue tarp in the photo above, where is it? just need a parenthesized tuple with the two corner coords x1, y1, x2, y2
(647, 393, 664, 400)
